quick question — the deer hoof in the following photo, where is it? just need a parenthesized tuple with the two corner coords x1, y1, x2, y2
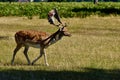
(46, 63, 49, 66)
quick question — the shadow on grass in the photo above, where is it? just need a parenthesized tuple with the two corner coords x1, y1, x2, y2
(0, 67, 120, 80)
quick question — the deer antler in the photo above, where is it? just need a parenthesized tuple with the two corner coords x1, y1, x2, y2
(48, 8, 63, 26)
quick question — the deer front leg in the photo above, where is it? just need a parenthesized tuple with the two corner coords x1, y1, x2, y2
(31, 48, 44, 65)
(43, 50, 49, 66)
(31, 48, 49, 66)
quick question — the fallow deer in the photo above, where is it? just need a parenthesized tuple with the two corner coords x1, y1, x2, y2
(11, 8, 71, 66)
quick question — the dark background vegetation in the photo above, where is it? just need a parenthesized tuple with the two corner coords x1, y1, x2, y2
(0, 2, 120, 19)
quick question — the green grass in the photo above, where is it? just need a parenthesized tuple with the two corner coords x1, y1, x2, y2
(0, 16, 120, 80)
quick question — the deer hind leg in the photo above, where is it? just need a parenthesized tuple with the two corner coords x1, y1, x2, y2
(11, 44, 22, 65)
(32, 48, 49, 66)
(23, 46, 30, 65)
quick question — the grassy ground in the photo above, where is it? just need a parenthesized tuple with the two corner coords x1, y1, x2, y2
(0, 16, 120, 80)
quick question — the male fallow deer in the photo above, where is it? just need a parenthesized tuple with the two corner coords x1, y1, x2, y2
(11, 8, 71, 66)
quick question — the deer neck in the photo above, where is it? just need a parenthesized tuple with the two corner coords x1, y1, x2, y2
(43, 29, 63, 47)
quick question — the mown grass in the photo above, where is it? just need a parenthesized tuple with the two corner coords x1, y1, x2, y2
(0, 16, 120, 80)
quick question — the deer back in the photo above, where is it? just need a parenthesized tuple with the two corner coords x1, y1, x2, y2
(15, 30, 49, 44)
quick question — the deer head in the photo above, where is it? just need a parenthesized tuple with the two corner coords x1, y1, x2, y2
(48, 8, 71, 37)
(59, 23, 71, 37)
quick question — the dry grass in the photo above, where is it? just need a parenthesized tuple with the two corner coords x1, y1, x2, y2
(0, 16, 120, 80)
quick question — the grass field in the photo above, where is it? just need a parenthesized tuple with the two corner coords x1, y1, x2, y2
(0, 16, 120, 80)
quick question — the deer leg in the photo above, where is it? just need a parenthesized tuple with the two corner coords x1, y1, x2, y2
(31, 48, 44, 65)
(11, 44, 22, 65)
(43, 51, 49, 66)
(23, 46, 30, 65)
(32, 48, 49, 66)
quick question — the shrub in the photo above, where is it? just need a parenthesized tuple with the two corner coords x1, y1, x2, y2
(0, 2, 120, 18)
